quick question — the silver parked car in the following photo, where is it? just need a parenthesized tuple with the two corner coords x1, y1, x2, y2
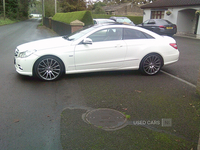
(109, 17, 135, 25)
(93, 19, 115, 24)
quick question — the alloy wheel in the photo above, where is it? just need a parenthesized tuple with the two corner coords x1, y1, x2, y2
(140, 54, 162, 75)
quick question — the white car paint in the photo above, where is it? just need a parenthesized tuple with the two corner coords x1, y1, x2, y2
(14, 24, 179, 81)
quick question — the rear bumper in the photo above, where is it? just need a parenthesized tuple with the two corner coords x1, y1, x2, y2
(164, 50, 179, 65)
(159, 28, 177, 35)
(14, 55, 39, 76)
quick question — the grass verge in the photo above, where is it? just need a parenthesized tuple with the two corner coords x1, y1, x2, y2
(0, 17, 18, 26)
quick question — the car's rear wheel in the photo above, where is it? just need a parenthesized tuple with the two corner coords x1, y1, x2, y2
(34, 56, 64, 81)
(140, 53, 162, 75)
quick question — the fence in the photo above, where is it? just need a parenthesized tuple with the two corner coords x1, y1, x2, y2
(43, 17, 84, 36)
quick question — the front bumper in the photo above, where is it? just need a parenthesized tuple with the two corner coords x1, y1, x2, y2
(14, 54, 39, 76)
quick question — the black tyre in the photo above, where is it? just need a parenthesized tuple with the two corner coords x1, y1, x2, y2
(34, 56, 64, 81)
(140, 53, 162, 75)
(167, 34, 174, 37)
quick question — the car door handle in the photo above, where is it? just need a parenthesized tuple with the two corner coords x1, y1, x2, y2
(115, 45, 123, 48)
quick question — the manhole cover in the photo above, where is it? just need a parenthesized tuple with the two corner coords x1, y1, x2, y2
(85, 108, 127, 131)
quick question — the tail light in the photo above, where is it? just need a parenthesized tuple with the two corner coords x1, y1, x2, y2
(170, 43, 178, 49)
(174, 25, 177, 28)
(159, 26, 166, 28)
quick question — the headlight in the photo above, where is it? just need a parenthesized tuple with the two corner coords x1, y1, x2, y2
(18, 49, 37, 58)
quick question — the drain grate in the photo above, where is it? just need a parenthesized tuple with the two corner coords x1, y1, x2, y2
(85, 108, 127, 131)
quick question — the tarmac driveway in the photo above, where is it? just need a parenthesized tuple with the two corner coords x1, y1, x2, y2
(0, 19, 199, 150)
(60, 36, 200, 149)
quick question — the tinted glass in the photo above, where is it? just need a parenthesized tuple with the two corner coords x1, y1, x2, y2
(123, 28, 153, 39)
(116, 18, 131, 24)
(93, 20, 97, 24)
(88, 28, 123, 42)
(156, 19, 172, 25)
(67, 25, 96, 41)
(148, 20, 156, 24)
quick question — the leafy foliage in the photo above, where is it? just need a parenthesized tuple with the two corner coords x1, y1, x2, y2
(52, 11, 93, 26)
(93, 2, 106, 14)
(92, 14, 143, 25)
(102, 0, 157, 5)
(0, 0, 36, 20)
(59, 0, 86, 12)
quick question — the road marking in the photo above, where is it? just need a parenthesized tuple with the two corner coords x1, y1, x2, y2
(161, 70, 197, 88)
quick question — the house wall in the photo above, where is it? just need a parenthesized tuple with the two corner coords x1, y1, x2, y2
(143, 9, 151, 21)
(198, 16, 200, 36)
(114, 4, 143, 16)
(142, 6, 200, 35)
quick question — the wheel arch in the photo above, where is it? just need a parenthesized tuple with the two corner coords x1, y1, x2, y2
(32, 54, 66, 77)
(139, 52, 164, 69)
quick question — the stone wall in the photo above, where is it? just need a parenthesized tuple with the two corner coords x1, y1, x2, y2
(111, 4, 143, 16)
(104, 3, 143, 16)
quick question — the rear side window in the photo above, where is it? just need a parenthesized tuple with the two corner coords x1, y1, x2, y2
(123, 28, 154, 39)
(156, 19, 172, 25)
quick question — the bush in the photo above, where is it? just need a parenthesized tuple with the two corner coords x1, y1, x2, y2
(52, 11, 93, 26)
(126, 16, 143, 25)
(92, 14, 143, 25)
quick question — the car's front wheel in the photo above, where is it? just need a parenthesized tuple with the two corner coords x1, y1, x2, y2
(34, 56, 64, 81)
(140, 53, 162, 75)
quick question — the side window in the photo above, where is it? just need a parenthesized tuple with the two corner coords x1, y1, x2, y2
(87, 28, 123, 42)
(148, 20, 155, 24)
(143, 32, 154, 39)
(93, 20, 97, 24)
(87, 29, 107, 42)
(143, 20, 149, 25)
(123, 28, 154, 39)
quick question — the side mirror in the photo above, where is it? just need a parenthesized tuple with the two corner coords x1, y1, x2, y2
(82, 38, 93, 44)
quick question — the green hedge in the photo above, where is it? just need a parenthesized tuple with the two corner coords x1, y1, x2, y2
(92, 14, 143, 25)
(52, 11, 93, 26)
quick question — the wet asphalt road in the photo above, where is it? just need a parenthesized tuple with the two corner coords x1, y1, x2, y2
(0, 19, 199, 150)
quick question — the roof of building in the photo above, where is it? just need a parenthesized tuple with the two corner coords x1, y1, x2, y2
(103, 3, 132, 12)
(140, 0, 200, 9)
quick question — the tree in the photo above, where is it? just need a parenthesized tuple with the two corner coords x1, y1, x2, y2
(44, 0, 56, 17)
(93, 1, 106, 10)
(59, 0, 86, 12)
(133, 0, 155, 5)
(0, 0, 37, 19)
(29, 0, 42, 14)
(94, 5, 106, 14)
(102, 0, 157, 5)
(93, 1, 106, 14)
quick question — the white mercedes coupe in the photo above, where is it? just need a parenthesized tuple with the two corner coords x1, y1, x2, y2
(14, 24, 179, 81)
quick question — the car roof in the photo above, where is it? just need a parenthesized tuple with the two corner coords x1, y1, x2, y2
(92, 23, 150, 31)
(110, 16, 129, 19)
(151, 19, 173, 24)
(93, 18, 114, 21)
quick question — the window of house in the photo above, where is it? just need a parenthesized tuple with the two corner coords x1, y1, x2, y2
(151, 11, 164, 19)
